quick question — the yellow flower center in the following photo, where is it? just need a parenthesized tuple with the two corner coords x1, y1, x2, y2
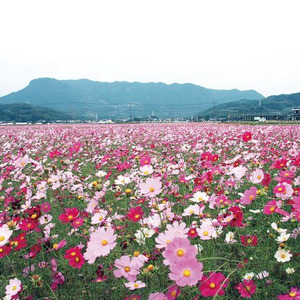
(75, 257, 80, 262)
(249, 195, 254, 200)
(53, 243, 58, 249)
(144, 171, 149, 175)
(210, 282, 216, 289)
(166, 240, 171, 244)
(12, 285, 17, 291)
(247, 238, 253, 244)
(257, 175, 261, 179)
(281, 254, 286, 259)
(198, 197, 203, 201)
(101, 239, 108, 246)
(270, 206, 275, 212)
(99, 216, 103, 221)
(203, 231, 209, 236)
(0, 236, 5, 242)
(134, 251, 140, 257)
(134, 283, 139, 288)
(246, 286, 251, 292)
(289, 292, 296, 297)
(189, 210, 194, 214)
(135, 214, 140, 219)
(183, 269, 191, 277)
(71, 252, 76, 256)
(68, 215, 73, 220)
(149, 187, 155, 192)
(21, 162, 26, 166)
(124, 266, 131, 272)
(278, 187, 282, 192)
(31, 213, 37, 219)
(176, 249, 184, 257)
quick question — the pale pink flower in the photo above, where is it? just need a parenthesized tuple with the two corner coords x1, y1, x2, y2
(165, 221, 189, 238)
(191, 191, 209, 203)
(148, 292, 167, 300)
(249, 169, 264, 184)
(84, 227, 117, 264)
(139, 177, 162, 197)
(113, 255, 140, 282)
(139, 165, 154, 176)
(124, 280, 146, 290)
(169, 258, 203, 287)
(5, 278, 22, 297)
(155, 231, 177, 249)
(182, 204, 204, 216)
(197, 224, 216, 240)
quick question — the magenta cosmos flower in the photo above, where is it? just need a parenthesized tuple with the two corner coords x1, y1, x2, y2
(84, 226, 117, 264)
(169, 257, 203, 287)
(199, 272, 229, 297)
(139, 177, 162, 197)
(163, 237, 197, 266)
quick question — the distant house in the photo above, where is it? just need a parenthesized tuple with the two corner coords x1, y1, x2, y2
(291, 108, 300, 120)
(254, 117, 266, 122)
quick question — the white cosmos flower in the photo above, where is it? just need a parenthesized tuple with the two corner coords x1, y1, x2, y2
(135, 228, 155, 245)
(0, 224, 13, 246)
(274, 248, 292, 262)
(276, 232, 290, 243)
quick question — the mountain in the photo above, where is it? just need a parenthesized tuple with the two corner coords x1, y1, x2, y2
(0, 103, 71, 122)
(201, 92, 300, 119)
(0, 78, 264, 119)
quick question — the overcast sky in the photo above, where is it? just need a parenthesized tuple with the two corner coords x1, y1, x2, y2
(1, 0, 300, 97)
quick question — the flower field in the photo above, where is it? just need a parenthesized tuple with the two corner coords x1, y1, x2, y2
(0, 123, 299, 299)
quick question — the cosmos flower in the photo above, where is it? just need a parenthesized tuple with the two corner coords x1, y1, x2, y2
(84, 227, 117, 264)
(162, 237, 197, 266)
(199, 272, 229, 297)
(0, 224, 13, 246)
(139, 177, 162, 197)
(235, 279, 256, 298)
(5, 278, 22, 298)
(169, 257, 203, 287)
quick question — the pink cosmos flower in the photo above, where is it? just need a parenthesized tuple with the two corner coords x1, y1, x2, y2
(113, 255, 141, 282)
(169, 257, 203, 287)
(162, 237, 197, 265)
(240, 187, 257, 205)
(263, 200, 279, 215)
(148, 292, 167, 300)
(139, 177, 162, 197)
(84, 226, 117, 264)
(155, 231, 177, 249)
(273, 183, 293, 199)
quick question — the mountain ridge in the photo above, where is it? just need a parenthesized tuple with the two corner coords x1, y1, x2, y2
(0, 78, 264, 119)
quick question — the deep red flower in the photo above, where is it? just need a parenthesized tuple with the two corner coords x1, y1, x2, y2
(10, 232, 27, 251)
(126, 206, 144, 222)
(273, 158, 287, 169)
(240, 235, 258, 246)
(228, 206, 244, 227)
(0, 245, 12, 258)
(19, 218, 40, 232)
(25, 244, 42, 259)
(64, 247, 84, 269)
(199, 272, 229, 297)
(187, 227, 198, 239)
(58, 208, 80, 224)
